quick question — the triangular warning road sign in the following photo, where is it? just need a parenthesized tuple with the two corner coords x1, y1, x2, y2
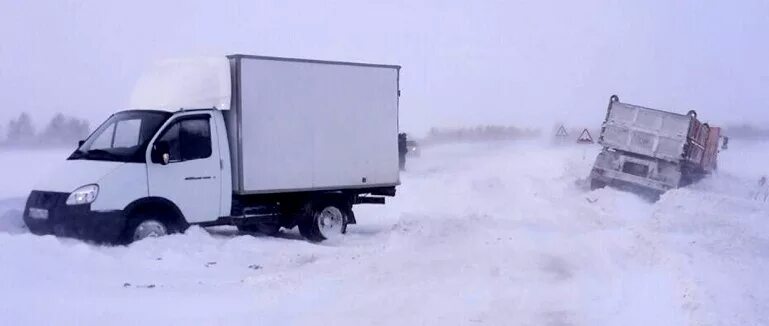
(555, 125, 568, 137)
(577, 129, 594, 144)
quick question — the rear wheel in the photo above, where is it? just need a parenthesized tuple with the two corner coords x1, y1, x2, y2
(298, 203, 349, 242)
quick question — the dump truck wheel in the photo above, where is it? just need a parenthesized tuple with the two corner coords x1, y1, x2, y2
(638, 188, 662, 202)
(590, 179, 607, 190)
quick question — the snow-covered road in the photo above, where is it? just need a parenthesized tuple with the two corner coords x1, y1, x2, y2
(1, 141, 767, 325)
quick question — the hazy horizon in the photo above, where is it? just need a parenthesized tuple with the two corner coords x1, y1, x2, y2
(1, 1, 768, 136)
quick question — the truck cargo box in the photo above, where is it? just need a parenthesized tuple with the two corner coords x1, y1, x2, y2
(224, 55, 401, 194)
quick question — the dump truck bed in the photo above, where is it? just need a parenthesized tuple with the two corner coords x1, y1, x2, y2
(599, 96, 694, 163)
(592, 95, 723, 197)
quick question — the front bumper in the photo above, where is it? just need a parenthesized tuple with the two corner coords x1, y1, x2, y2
(590, 167, 674, 193)
(23, 191, 126, 243)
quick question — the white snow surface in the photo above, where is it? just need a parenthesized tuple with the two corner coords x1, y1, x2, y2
(0, 141, 768, 325)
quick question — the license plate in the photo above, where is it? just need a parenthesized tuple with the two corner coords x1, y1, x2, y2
(28, 208, 49, 220)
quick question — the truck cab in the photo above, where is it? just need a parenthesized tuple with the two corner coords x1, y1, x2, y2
(24, 109, 230, 242)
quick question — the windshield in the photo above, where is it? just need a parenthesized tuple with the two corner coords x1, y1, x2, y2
(69, 111, 171, 162)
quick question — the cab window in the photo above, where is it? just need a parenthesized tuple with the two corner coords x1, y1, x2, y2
(157, 116, 212, 163)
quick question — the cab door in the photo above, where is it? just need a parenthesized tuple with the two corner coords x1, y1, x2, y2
(146, 112, 222, 223)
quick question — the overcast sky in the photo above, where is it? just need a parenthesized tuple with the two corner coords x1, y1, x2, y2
(1, 0, 767, 135)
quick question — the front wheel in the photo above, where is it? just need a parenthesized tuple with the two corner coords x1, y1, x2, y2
(122, 213, 181, 244)
(298, 204, 349, 242)
(133, 220, 168, 241)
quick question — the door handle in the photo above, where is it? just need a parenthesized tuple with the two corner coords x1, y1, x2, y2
(184, 176, 213, 181)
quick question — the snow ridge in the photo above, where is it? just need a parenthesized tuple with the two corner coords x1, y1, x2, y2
(0, 142, 767, 325)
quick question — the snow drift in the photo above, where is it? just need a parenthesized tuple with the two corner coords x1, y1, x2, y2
(0, 141, 767, 325)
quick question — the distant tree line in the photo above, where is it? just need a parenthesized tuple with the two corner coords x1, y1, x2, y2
(1, 113, 90, 148)
(723, 124, 769, 140)
(422, 125, 541, 145)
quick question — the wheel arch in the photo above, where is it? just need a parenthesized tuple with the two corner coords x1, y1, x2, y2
(310, 191, 355, 208)
(123, 197, 188, 228)
(310, 192, 356, 221)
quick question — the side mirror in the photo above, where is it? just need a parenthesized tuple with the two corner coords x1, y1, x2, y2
(151, 141, 171, 165)
(721, 136, 729, 150)
(78, 140, 85, 147)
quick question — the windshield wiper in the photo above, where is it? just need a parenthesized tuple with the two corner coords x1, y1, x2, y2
(83, 149, 122, 161)
(68, 149, 86, 160)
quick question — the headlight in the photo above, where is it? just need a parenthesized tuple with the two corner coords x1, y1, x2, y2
(66, 184, 99, 206)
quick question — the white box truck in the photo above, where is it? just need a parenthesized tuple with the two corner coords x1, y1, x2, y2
(23, 54, 401, 243)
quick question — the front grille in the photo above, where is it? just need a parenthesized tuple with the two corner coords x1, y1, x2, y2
(27, 191, 67, 208)
(25, 191, 69, 221)
(24, 191, 113, 241)
(622, 162, 650, 178)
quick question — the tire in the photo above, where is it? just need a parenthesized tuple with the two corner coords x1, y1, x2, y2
(121, 213, 181, 244)
(298, 203, 349, 242)
(237, 223, 281, 236)
(590, 178, 607, 190)
(636, 187, 662, 202)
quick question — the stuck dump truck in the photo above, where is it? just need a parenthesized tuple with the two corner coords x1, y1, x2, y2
(23, 54, 401, 243)
(590, 95, 723, 199)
